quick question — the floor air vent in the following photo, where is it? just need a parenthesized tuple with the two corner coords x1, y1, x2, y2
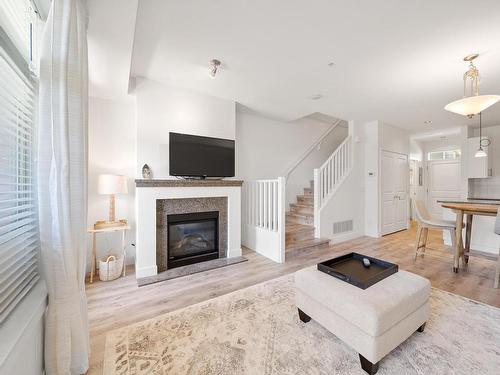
(333, 220, 353, 234)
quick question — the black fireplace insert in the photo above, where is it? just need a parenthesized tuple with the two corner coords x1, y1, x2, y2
(167, 211, 219, 269)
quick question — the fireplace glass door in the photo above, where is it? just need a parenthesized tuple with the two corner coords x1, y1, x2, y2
(167, 211, 219, 268)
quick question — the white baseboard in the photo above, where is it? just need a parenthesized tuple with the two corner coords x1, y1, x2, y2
(330, 231, 364, 244)
(227, 247, 243, 258)
(135, 265, 158, 278)
(444, 238, 499, 255)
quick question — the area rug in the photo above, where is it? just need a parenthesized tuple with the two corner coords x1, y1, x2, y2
(103, 275, 500, 374)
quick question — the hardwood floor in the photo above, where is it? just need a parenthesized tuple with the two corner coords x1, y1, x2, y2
(85, 224, 499, 374)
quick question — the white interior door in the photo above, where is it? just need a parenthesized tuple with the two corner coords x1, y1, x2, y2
(381, 151, 408, 235)
(427, 160, 461, 220)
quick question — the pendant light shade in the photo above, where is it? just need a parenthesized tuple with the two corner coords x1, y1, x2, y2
(474, 112, 490, 158)
(445, 95, 500, 118)
(474, 148, 487, 158)
(445, 54, 499, 118)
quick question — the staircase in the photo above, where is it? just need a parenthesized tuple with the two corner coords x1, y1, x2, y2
(285, 180, 330, 255)
(244, 135, 352, 264)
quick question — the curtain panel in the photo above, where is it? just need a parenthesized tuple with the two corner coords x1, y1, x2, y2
(37, 0, 89, 373)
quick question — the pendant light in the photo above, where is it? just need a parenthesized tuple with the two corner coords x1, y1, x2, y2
(445, 54, 500, 118)
(474, 112, 489, 158)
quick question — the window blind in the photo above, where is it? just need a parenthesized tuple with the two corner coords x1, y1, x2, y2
(0, 0, 31, 60)
(0, 24, 39, 323)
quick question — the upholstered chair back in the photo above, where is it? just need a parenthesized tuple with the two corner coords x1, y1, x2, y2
(413, 200, 430, 223)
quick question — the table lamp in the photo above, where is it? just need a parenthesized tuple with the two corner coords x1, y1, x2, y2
(96, 174, 128, 229)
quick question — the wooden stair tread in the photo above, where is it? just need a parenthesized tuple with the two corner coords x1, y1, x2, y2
(285, 223, 314, 232)
(297, 194, 313, 200)
(290, 202, 313, 208)
(286, 211, 313, 218)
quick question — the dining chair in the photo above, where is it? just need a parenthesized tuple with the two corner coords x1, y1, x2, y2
(494, 208, 500, 288)
(413, 200, 461, 269)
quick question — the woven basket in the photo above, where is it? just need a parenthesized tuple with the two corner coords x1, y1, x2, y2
(99, 254, 123, 281)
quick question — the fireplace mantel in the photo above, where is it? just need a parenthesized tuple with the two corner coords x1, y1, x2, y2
(135, 179, 243, 188)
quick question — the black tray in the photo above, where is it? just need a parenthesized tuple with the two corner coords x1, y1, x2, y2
(317, 253, 398, 289)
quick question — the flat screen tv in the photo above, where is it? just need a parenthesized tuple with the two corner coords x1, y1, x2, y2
(169, 132, 235, 178)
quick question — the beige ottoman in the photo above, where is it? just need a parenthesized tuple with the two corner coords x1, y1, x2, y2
(295, 266, 430, 374)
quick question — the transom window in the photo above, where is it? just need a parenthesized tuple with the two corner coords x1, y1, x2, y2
(427, 150, 461, 161)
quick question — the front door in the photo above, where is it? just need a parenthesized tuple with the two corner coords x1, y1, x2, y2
(427, 160, 461, 221)
(381, 151, 409, 235)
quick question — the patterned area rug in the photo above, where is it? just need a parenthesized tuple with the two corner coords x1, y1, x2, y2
(103, 275, 500, 374)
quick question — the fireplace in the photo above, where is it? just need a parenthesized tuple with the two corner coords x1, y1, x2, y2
(167, 211, 219, 269)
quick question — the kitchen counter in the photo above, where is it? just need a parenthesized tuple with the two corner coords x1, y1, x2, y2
(437, 199, 500, 205)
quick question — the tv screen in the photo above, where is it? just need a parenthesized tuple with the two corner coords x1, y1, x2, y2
(169, 132, 235, 178)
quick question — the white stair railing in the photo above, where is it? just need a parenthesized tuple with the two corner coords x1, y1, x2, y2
(313, 136, 353, 234)
(243, 177, 285, 263)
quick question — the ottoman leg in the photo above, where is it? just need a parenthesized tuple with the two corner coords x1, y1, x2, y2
(359, 354, 380, 375)
(297, 308, 311, 323)
(417, 322, 426, 333)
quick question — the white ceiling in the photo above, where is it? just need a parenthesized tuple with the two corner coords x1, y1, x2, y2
(87, 0, 138, 100)
(91, 0, 500, 131)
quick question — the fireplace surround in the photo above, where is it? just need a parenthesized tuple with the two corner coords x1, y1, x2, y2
(135, 179, 242, 278)
(156, 197, 228, 272)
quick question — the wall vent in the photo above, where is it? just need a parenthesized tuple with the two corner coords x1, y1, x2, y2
(333, 220, 353, 234)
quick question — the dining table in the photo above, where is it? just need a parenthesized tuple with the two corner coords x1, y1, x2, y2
(438, 199, 500, 272)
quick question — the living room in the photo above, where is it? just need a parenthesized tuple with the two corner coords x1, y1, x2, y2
(1, 1, 499, 375)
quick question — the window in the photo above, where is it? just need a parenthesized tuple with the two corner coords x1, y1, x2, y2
(0, 1, 41, 324)
(427, 149, 461, 161)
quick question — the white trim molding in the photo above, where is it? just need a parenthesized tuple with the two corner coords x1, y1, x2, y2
(0, 280, 47, 375)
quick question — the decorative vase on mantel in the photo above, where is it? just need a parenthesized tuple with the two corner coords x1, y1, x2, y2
(142, 164, 152, 179)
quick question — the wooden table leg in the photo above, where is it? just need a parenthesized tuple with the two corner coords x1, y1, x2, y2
(90, 232, 97, 283)
(464, 214, 473, 264)
(454, 210, 464, 273)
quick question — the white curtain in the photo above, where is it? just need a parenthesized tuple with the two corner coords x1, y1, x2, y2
(37, 0, 89, 374)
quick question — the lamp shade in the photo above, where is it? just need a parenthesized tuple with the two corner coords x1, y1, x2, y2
(444, 95, 500, 117)
(98, 174, 128, 195)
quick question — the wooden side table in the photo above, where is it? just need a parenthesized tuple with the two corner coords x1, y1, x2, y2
(87, 225, 130, 283)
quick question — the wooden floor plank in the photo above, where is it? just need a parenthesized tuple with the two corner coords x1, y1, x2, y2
(85, 224, 500, 374)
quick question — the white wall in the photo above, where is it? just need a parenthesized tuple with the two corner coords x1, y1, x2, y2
(285, 123, 348, 207)
(318, 121, 365, 242)
(135, 78, 236, 179)
(364, 121, 381, 237)
(236, 111, 330, 180)
(363, 121, 410, 237)
(236, 111, 347, 208)
(410, 138, 424, 162)
(381, 122, 409, 155)
(88, 97, 137, 268)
